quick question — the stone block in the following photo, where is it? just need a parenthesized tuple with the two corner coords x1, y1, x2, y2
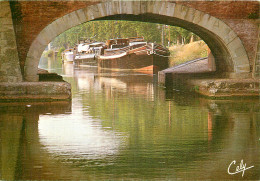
(211, 23, 236, 46)
(145, 1, 154, 14)
(28, 40, 41, 56)
(2, 31, 15, 41)
(75, 9, 88, 23)
(26, 83, 52, 95)
(1, 39, 15, 48)
(164, 2, 176, 17)
(24, 75, 39, 82)
(84, 7, 96, 20)
(24, 58, 38, 71)
(185, 6, 196, 22)
(0, 82, 71, 100)
(116, 1, 128, 14)
(234, 64, 250, 73)
(35, 31, 50, 46)
(234, 46, 247, 58)
(197, 13, 210, 28)
(227, 37, 247, 58)
(44, 25, 58, 41)
(66, 11, 82, 29)
(173, 3, 182, 19)
(0, 17, 13, 25)
(132, 1, 141, 15)
(0, 2, 10, 11)
(153, 1, 161, 15)
(4, 48, 19, 62)
(49, 21, 64, 37)
(158, 2, 166, 16)
(233, 55, 250, 66)
(124, 1, 134, 14)
(97, 3, 105, 17)
(227, 72, 252, 79)
(192, 10, 204, 24)
(203, 16, 218, 32)
(0, 7, 12, 18)
(0, 24, 13, 32)
(111, 1, 119, 15)
(58, 16, 71, 32)
(222, 29, 237, 45)
(140, 1, 148, 14)
(173, 4, 189, 20)
(103, 1, 113, 16)
(28, 47, 45, 61)
(256, 65, 260, 71)
(87, 5, 102, 20)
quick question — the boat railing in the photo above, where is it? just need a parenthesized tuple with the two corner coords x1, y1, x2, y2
(104, 46, 131, 56)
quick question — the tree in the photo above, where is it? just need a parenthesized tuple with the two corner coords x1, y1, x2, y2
(51, 20, 201, 49)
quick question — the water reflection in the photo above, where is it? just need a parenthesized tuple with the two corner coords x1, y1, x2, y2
(39, 109, 124, 160)
(0, 57, 259, 180)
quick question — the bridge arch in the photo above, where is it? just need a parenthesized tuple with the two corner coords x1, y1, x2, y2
(24, 1, 250, 81)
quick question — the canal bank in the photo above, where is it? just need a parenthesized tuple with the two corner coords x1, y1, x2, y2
(0, 82, 71, 102)
(0, 68, 71, 102)
(158, 58, 259, 98)
(0, 81, 71, 102)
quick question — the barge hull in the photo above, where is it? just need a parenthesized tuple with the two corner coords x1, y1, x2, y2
(98, 53, 168, 73)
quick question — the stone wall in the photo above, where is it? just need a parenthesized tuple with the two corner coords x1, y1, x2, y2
(0, 2, 22, 82)
(10, 1, 99, 76)
(10, 0, 258, 77)
(254, 25, 260, 78)
(0, 81, 71, 101)
(3, 0, 259, 79)
(178, 1, 259, 72)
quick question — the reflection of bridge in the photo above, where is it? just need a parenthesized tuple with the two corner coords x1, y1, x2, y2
(0, 0, 259, 98)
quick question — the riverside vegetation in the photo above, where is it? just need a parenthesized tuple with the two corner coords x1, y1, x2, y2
(51, 20, 201, 49)
(168, 41, 208, 66)
(47, 20, 208, 65)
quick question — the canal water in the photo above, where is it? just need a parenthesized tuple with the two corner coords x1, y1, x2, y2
(0, 57, 259, 180)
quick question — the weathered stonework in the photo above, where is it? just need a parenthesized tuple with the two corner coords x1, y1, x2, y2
(0, 2, 22, 82)
(0, 82, 71, 101)
(190, 79, 259, 98)
(22, 0, 256, 81)
(254, 24, 260, 78)
(0, 0, 258, 100)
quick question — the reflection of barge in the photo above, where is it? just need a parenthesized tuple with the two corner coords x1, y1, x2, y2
(97, 37, 169, 73)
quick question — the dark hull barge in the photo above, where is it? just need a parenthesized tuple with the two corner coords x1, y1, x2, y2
(97, 38, 169, 73)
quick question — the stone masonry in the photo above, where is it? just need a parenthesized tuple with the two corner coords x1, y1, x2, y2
(254, 25, 260, 78)
(0, 2, 22, 82)
(22, 1, 257, 82)
(8, 0, 258, 81)
(0, 0, 259, 99)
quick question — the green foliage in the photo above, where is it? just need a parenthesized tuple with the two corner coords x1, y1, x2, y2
(194, 85, 199, 91)
(43, 50, 54, 57)
(52, 20, 200, 49)
(57, 47, 65, 57)
(248, 12, 258, 19)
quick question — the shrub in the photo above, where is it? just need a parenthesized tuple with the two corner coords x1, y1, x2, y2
(57, 47, 65, 57)
(169, 40, 208, 66)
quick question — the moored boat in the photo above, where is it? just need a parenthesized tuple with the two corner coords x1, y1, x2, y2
(97, 37, 169, 73)
(74, 42, 105, 66)
(61, 49, 75, 63)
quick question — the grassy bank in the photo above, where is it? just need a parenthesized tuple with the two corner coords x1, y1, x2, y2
(169, 41, 208, 67)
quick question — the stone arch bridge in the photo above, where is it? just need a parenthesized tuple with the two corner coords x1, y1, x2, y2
(0, 0, 259, 98)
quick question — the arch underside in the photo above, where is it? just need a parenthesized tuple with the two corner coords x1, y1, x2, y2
(96, 14, 234, 75)
(24, 1, 250, 81)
